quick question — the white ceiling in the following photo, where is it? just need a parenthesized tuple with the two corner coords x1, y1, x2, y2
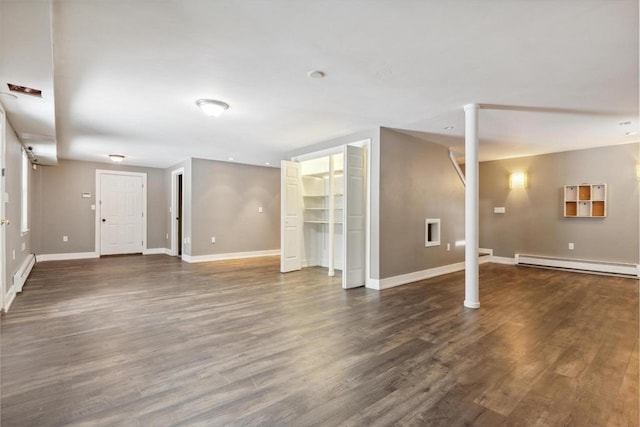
(1, 0, 638, 168)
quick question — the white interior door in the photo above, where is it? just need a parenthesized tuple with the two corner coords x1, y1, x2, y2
(281, 160, 302, 272)
(343, 145, 365, 288)
(100, 174, 143, 255)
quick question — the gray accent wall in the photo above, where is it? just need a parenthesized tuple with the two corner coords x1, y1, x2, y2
(190, 158, 280, 256)
(4, 120, 32, 293)
(378, 128, 465, 279)
(32, 159, 166, 254)
(479, 143, 640, 264)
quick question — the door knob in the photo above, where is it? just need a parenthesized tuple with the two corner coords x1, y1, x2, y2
(0, 219, 9, 226)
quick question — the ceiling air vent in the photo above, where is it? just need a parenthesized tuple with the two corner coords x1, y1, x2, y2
(7, 83, 42, 97)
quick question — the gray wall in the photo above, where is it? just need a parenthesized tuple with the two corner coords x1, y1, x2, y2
(190, 158, 280, 256)
(479, 143, 639, 264)
(32, 159, 166, 254)
(378, 128, 465, 278)
(4, 120, 32, 294)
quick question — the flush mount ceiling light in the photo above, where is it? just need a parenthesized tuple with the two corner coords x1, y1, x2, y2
(619, 121, 631, 126)
(109, 154, 125, 162)
(308, 70, 326, 79)
(625, 131, 638, 136)
(196, 99, 229, 117)
(443, 126, 454, 130)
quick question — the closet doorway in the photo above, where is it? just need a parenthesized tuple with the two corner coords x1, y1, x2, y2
(280, 141, 369, 289)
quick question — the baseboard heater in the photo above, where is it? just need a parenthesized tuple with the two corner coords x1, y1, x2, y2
(13, 253, 36, 292)
(515, 254, 639, 278)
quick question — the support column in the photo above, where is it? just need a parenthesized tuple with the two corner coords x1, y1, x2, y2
(464, 103, 480, 309)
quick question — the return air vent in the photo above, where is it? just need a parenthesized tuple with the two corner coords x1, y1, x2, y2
(7, 83, 42, 97)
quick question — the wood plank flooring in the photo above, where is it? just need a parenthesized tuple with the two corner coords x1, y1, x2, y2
(1, 255, 638, 426)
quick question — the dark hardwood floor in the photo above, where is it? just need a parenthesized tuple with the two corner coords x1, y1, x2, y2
(1, 255, 638, 426)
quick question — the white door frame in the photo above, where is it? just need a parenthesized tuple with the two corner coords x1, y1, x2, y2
(0, 105, 6, 311)
(292, 138, 372, 285)
(170, 167, 184, 257)
(95, 170, 147, 255)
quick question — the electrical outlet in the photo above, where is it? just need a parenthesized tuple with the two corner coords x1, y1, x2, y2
(568, 243, 574, 250)
(211, 236, 216, 244)
(63, 235, 68, 242)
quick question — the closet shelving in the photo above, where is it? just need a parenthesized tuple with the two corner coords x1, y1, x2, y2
(300, 153, 345, 274)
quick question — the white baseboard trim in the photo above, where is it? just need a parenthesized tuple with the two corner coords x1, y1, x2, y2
(35, 252, 99, 262)
(142, 248, 171, 255)
(3, 285, 17, 313)
(182, 249, 280, 264)
(367, 261, 466, 290)
(491, 256, 517, 265)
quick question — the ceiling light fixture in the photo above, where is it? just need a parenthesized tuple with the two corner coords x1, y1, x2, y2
(444, 126, 454, 130)
(264, 162, 271, 166)
(308, 70, 326, 79)
(625, 131, 638, 136)
(7, 83, 42, 97)
(196, 99, 229, 117)
(619, 121, 631, 126)
(109, 154, 125, 162)
(228, 157, 234, 161)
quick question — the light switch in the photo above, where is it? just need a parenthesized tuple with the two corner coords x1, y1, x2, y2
(494, 207, 506, 214)
(91, 204, 96, 211)
(258, 207, 263, 213)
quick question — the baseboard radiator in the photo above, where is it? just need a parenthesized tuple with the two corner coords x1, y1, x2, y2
(13, 253, 36, 292)
(515, 254, 639, 278)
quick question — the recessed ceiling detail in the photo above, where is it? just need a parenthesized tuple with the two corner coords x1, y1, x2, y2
(7, 83, 42, 97)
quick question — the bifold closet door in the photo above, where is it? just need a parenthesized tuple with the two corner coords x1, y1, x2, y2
(343, 145, 365, 288)
(280, 161, 302, 272)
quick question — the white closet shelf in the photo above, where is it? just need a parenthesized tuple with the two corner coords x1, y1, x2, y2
(304, 220, 344, 224)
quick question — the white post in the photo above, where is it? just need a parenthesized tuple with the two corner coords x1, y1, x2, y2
(464, 103, 480, 309)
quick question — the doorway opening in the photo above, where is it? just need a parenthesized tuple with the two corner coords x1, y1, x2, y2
(171, 167, 184, 257)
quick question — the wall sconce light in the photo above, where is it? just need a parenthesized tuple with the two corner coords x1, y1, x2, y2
(509, 172, 527, 189)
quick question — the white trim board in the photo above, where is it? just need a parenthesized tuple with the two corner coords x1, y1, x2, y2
(36, 252, 99, 262)
(182, 249, 280, 264)
(367, 261, 466, 290)
(143, 248, 171, 255)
